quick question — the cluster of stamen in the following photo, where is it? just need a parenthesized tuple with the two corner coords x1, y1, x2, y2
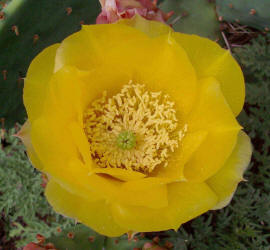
(83, 81, 187, 173)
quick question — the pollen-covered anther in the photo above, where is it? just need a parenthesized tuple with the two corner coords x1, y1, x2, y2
(83, 81, 187, 173)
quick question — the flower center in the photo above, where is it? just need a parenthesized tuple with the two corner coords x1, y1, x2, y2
(83, 81, 187, 173)
(116, 130, 136, 150)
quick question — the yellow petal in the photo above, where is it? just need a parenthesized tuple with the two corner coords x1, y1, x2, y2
(55, 23, 148, 72)
(173, 33, 245, 116)
(68, 122, 93, 170)
(54, 165, 168, 208)
(56, 157, 167, 209)
(184, 77, 241, 182)
(47, 66, 84, 123)
(118, 14, 172, 37)
(28, 73, 97, 199)
(122, 177, 171, 191)
(20, 117, 97, 201)
(78, 65, 132, 110)
(30, 116, 99, 201)
(153, 130, 208, 180)
(92, 168, 146, 181)
(30, 116, 78, 173)
(45, 179, 127, 237)
(207, 131, 252, 209)
(30, 116, 167, 208)
(111, 182, 217, 232)
(16, 120, 44, 170)
(24, 44, 60, 122)
(87, 173, 168, 209)
(184, 129, 240, 182)
(132, 34, 197, 117)
(32, 67, 94, 172)
(187, 78, 241, 132)
(56, 23, 197, 117)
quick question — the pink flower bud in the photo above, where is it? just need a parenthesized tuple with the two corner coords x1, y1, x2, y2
(96, 0, 170, 24)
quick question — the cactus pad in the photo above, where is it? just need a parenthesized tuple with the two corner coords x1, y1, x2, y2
(160, 0, 220, 40)
(44, 224, 105, 250)
(0, 0, 100, 128)
(216, 0, 270, 31)
(43, 224, 152, 250)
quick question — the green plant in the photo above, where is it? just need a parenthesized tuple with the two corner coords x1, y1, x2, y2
(0, 127, 75, 247)
(0, 0, 100, 128)
(160, 0, 220, 40)
(216, 0, 270, 31)
(235, 34, 270, 196)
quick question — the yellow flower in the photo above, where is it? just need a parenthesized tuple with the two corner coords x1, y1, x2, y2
(19, 15, 252, 237)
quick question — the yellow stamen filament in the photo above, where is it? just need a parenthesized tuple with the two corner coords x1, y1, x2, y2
(83, 81, 187, 173)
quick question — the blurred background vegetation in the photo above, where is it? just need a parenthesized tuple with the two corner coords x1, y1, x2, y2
(1, 0, 270, 249)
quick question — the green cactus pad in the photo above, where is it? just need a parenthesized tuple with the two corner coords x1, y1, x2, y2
(160, 0, 220, 40)
(105, 235, 151, 250)
(44, 224, 105, 250)
(44, 224, 152, 250)
(216, 0, 270, 31)
(0, 0, 100, 128)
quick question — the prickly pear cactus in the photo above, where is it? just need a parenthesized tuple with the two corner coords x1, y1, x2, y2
(104, 234, 151, 250)
(42, 224, 152, 250)
(216, 0, 270, 31)
(43, 225, 105, 250)
(160, 0, 220, 40)
(0, 0, 100, 128)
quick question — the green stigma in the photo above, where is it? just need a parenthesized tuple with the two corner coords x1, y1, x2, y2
(116, 131, 136, 150)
